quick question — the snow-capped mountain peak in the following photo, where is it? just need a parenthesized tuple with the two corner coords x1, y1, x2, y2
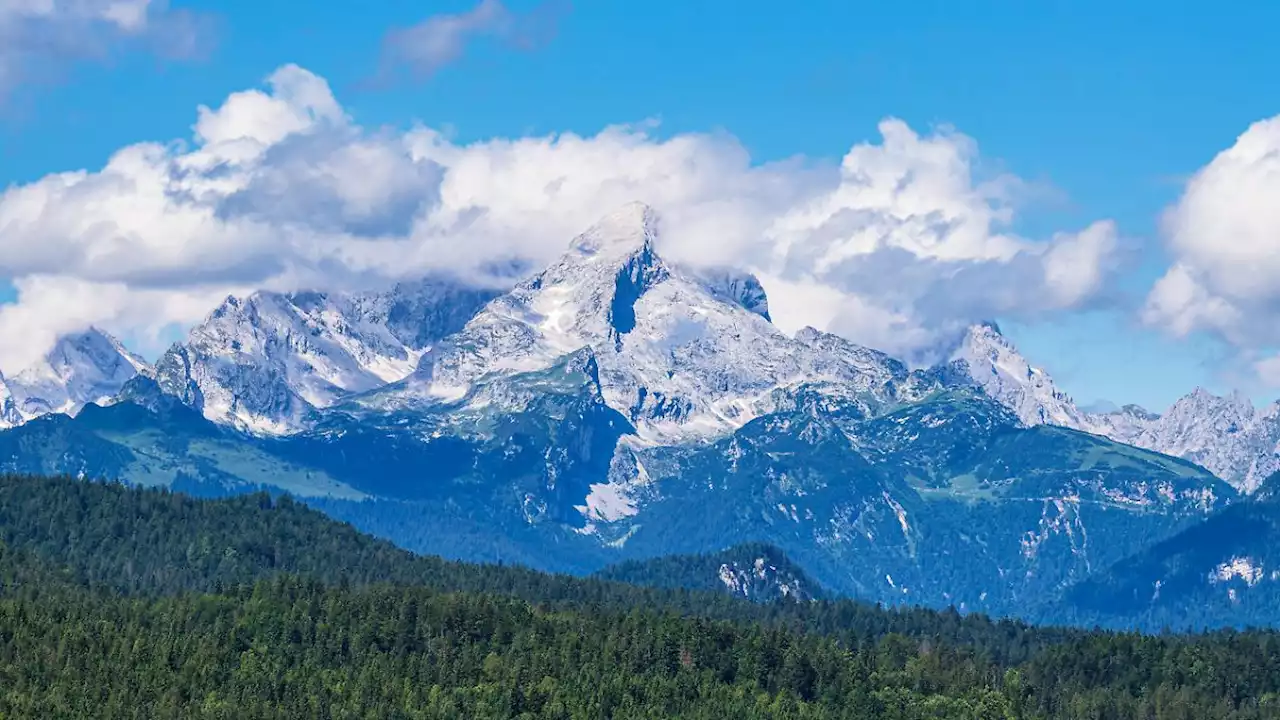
(152, 275, 499, 434)
(542, 201, 671, 346)
(368, 203, 921, 444)
(1100, 386, 1280, 493)
(950, 322, 1088, 428)
(567, 201, 659, 261)
(46, 327, 149, 379)
(945, 323, 1280, 494)
(4, 327, 151, 422)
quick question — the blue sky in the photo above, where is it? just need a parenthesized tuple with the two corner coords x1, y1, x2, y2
(1, 0, 1278, 410)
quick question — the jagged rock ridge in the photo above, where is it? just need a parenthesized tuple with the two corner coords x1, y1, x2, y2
(951, 324, 1280, 493)
(150, 276, 500, 434)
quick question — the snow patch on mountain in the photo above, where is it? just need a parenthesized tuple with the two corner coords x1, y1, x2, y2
(578, 481, 640, 523)
(1210, 556, 1264, 587)
(574, 440, 653, 526)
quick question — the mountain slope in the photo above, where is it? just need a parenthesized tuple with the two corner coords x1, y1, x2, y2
(0, 472, 665, 603)
(1058, 473, 1280, 630)
(586, 389, 1231, 616)
(0, 383, 366, 502)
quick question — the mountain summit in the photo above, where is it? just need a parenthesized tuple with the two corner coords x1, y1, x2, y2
(950, 322, 1090, 428)
(366, 203, 912, 444)
(0, 327, 149, 427)
(567, 201, 661, 260)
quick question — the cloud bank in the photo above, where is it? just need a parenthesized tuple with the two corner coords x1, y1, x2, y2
(0, 0, 211, 100)
(0, 64, 1121, 373)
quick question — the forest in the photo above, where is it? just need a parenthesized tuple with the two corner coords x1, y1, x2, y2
(0, 474, 1277, 718)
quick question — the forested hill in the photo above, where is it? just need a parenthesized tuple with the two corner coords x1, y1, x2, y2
(0, 475, 1278, 718)
(0, 473, 1067, 664)
(595, 542, 825, 603)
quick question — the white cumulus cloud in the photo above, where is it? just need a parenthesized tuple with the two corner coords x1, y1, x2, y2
(1143, 115, 1280, 384)
(0, 64, 1120, 373)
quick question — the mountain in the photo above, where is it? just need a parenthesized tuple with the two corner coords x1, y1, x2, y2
(595, 543, 823, 603)
(0, 327, 149, 429)
(1081, 399, 1120, 414)
(952, 323, 1280, 494)
(0, 202, 1240, 625)
(952, 322, 1093, 428)
(47, 199, 1264, 505)
(152, 277, 499, 434)
(101, 266, 1280, 500)
(1097, 390, 1280, 494)
(590, 389, 1231, 616)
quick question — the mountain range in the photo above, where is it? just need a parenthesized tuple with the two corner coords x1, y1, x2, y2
(0, 201, 1274, 628)
(959, 322, 1280, 494)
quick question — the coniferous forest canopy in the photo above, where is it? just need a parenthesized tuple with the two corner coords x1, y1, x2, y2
(0, 475, 1277, 718)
